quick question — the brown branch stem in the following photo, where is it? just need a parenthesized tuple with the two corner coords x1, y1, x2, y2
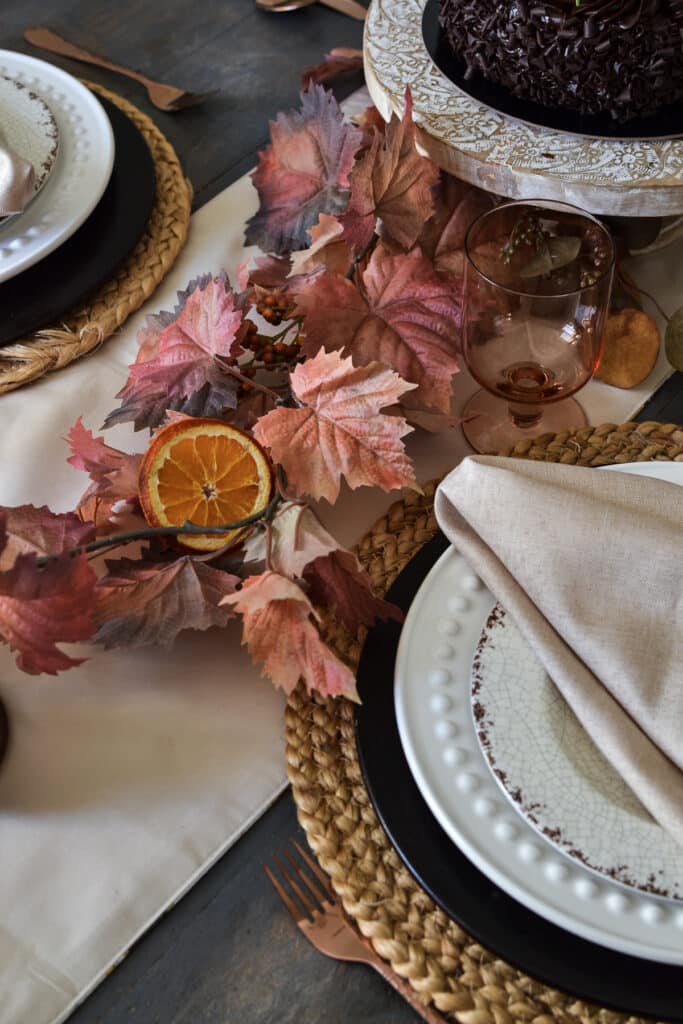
(217, 360, 282, 400)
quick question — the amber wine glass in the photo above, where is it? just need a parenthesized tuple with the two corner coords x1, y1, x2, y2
(461, 200, 615, 454)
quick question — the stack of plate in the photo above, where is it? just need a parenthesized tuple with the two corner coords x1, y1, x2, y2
(356, 461, 683, 1021)
(0, 50, 155, 345)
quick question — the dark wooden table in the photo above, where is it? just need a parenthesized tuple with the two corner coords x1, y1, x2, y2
(3, 2, 682, 1021)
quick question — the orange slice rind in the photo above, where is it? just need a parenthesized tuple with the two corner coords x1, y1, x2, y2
(138, 418, 273, 552)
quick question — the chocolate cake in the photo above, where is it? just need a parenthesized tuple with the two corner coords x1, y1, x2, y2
(438, 0, 683, 122)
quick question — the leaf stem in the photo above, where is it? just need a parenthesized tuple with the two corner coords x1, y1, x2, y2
(345, 232, 378, 281)
(217, 360, 282, 401)
(36, 492, 283, 567)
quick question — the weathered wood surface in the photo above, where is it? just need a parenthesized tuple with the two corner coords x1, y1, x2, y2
(1, 1, 682, 1021)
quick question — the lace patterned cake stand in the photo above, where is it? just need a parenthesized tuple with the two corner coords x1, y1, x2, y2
(363, 0, 683, 217)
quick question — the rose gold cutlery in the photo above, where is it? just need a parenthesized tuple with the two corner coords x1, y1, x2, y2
(24, 27, 216, 112)
(255, 0, 367, 20)
(265, 840, 445, 1023)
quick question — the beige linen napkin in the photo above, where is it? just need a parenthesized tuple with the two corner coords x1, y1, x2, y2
(0, 133, 35, 216)
(435, 456, 683, 846)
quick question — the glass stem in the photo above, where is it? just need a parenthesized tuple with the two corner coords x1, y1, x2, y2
(507, 402, 543, 430)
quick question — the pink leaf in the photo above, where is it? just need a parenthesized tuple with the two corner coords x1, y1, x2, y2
(244, 85, 363, 255)
(296, 245, 461, 413)
(0, 514, 97, 674)
(340, 89, 439, 252)
(104, 275, 242, 430)
(253, 349, 418, 502)
(303, 548, 403, 633)
(290, 214, 353, 278)
(302, 48, 364, 88)
(94, 556, 240, 649)
(418, 173, 496, 278)
(222, 570, 357, 699)
(0, 505, 94, 571)
(68, 417, 142, 500)
(241, 503, 340, 578)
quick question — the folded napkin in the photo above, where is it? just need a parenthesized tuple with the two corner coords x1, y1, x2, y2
(0, 133, 35, 216)
(435, 456, 683, 847)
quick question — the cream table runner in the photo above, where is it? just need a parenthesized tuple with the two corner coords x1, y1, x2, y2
(0, 87, 678, 1024)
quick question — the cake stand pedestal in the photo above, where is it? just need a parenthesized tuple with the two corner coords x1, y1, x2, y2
(364, 0, 683, 220)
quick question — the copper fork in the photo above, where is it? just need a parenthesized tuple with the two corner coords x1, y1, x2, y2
(24, 27, 217, 112)
(265, 840, 445, 1023)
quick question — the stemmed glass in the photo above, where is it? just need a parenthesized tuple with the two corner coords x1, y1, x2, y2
(461, 200, 615, 454)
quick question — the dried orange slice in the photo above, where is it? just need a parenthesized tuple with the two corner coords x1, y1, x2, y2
(138, 418, 273, 552)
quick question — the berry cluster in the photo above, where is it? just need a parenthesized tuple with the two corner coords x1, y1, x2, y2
(255, 292, 296, 326)
(242, 320, 302, 366)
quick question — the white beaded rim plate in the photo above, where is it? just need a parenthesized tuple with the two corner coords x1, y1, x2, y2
(0, 50, 114, 284)
(394, 462, 683, 963)
(0, 75, 59, 225)
(363, 0, 683, 217)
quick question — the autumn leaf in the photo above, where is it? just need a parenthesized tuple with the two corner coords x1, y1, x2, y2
(94, 555, 240, 649)
(416, 173, 495, 278)
(104, 275, 243, 431)
(339, 89, 439, 252)
(0, 505, 94, 571)
(0, 514, 96, 674)
(302, 48, 364, 88)
(290, 214, 353, 278)
(304, 549, 403, 633)
(244, 85, 363, 255)
(295, 245, 461, 413)
(222, 570, 357, 699)
(241, 502, 339, 578)
(253, 349, 418, 502)
(68, 417, 142, 502)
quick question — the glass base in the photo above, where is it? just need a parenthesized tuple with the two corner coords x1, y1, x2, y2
(461, 389, 587, 454)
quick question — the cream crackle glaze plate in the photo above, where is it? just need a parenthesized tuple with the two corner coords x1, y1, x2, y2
(363, 0, 683, 217)
(0, 50, 114, 283)
(0, 75, 59, 224)
(472, 461, 683, 901)
(394, 462, 683, 963)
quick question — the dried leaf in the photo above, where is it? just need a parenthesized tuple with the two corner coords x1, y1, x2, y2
(241, 503, 339, 577)
(222, 570, 357, 699)
(665, 305, 683, 370)
(417, 174, 495, 278)
(93, 556, 240, 649)
(0, 505, 94, 571)
(295, 245, 461, 413)
(104, 275, 243, 431)
(245, 85, 363, 255)
(253, 349, 418, 503)
(290, 214, 353, 278)
(339, 89, 439, 252)
(303, 549, 403, 633)
(68, 417, 142, 502)
(0, 514, 96, 674)
(302, 48, 364, 88)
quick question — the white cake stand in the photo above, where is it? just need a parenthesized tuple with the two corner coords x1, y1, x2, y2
(363, 0, 683, 219)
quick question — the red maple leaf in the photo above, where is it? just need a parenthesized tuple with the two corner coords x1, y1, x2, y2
(241, 503, 340, 578)
(295, 244, 462, 413)
(0, 513, 96, 674)
(303, 549, 403, 633)
(253, 349, 418, 503)
(302, 48, 364, 88)
(339, 89, 439, 252)
(223, 570, 357, 699)
(0, 505, 94, 571)
(104, 275, 242, 430)
(290, 214, 353, 278)
(417, 173, 495, 278)
(244, 85, 363, 255)
(94, 556, 240, 649)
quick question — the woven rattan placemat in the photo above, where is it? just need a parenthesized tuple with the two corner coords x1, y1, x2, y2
(286, 421, 683, 1023)
(0, 82, 192, 394)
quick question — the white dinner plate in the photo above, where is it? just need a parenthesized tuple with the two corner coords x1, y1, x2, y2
(0, 75, 59, 224)
(395, 461, 683, 963)
(0, 50, 114, 283)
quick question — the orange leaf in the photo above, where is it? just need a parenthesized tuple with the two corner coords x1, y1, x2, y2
(253, 349, 418, 503)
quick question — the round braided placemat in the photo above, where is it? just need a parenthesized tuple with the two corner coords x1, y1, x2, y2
(286, 420, 683, 1024)
(0, 82, 192, 394)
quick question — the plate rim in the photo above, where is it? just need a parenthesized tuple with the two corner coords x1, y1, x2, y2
(0, 49, 114, 283)
(394, 460, 683, 963)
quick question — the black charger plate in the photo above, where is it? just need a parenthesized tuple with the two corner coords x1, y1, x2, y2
(0, 95, 156, 347)
(355, 532, 683, 1021)
(422, 0, 683, 142)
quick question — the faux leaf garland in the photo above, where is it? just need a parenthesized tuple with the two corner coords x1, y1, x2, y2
(0, 84, 493, 699)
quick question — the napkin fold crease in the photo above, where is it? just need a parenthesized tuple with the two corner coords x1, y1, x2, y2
(435, 457, 683, 847)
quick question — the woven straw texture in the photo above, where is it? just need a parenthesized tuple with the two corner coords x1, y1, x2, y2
(0, 82, 192, 394)
(286, 420, 683, 1024)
